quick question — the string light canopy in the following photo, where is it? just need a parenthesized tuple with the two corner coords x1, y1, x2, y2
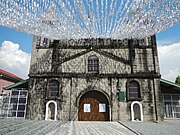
(0, 0, 179, 40)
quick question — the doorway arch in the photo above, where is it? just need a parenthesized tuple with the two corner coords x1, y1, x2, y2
(131, 101, 143, 122)
(78, 90, 110, 121)
(45, 100, 57, 121)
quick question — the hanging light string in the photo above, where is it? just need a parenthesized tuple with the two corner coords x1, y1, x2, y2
(0, 0, 179, 40)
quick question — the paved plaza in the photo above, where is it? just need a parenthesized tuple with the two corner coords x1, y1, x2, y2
(47, 121, 136, 135)
(123, 120, 180, 135)
(0, 118, 180, 135)
(0, 119, 135, 135)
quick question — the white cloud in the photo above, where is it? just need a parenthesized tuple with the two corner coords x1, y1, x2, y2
(0, 40, 179, 82)
(0, 41, 31, 79)
(158, 42, 180, 82)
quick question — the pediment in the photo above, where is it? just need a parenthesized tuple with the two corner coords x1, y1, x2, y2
(60, 50, 131, 74)
(53, 48, 130, 66)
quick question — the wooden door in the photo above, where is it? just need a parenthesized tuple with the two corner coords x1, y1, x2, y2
(78, 91, 109, 121)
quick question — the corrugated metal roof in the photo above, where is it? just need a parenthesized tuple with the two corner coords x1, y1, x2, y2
(3, 79, 30, 90)
(160, 78, 180, 89)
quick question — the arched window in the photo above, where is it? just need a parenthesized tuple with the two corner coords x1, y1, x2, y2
(49, 80, 59, 97)
(127, 81, 141, 100)
(88, 55, 99, 73)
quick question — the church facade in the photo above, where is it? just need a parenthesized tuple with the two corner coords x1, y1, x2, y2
(27, 36, 163, 121)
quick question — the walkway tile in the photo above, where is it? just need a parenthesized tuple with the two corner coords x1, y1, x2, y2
(0, 119, 135, 135)
(48, 121, 136, 135)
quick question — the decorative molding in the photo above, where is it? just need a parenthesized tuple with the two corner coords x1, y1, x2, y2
(45, 100, 57, 121)
(93, 49, 130, 65)
(29, 73, 161, 79)
(131, 101, 143, 122)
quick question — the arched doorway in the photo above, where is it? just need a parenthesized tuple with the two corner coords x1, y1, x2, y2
(78, 90, 110, 121)
(45, 100, 57, 121)
(131, 101, 143, 122)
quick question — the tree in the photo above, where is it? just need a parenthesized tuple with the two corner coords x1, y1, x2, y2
(175, 76, 180, 85)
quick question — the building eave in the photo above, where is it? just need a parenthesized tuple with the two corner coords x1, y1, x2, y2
(0, 74, 23, 82)
(160, 78, 180, 89)
(0, 69, 23, 82)
(3, 79, 30, 90)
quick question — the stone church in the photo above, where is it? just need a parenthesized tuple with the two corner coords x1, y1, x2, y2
(27, 36, 163, 122)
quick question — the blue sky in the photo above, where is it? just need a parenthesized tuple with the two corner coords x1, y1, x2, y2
(0, 26, 33, 53)
(0, 22, 180, 81)
(156, 23, 180, 45)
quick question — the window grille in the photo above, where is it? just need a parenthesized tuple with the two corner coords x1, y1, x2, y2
(128, 81, 141, 100)
(162, 94, 180, 118)
(0, 89, 28, 118)
(49, 80, 59, 97)
(88, 55, 99, 73)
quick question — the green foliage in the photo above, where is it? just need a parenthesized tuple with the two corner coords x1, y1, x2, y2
(175, 76, 180, 84)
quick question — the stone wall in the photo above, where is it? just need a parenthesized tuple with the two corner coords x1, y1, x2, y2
(27, 36, 163, 122)
(0, 96, 3, 116)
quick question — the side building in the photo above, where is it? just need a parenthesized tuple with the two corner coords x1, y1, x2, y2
(27, 36, 163, 122)
(0, 79, 29, 118)
(0, 69, 24, 117)
(0, 69, 23, 96)
(161, 79, 180, 118)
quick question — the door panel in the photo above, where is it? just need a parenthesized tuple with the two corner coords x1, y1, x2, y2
(78, 91, 109, 121)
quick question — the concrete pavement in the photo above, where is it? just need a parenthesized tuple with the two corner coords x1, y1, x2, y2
(0, 119, 136, 135)
(123, 120, 180, 135)
(47, 121, 136, 135)
(1, 118, 180, 135)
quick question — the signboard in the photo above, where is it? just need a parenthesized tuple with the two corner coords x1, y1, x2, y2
(99, 103, 106, 112)
(84, 104, 90, 112)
